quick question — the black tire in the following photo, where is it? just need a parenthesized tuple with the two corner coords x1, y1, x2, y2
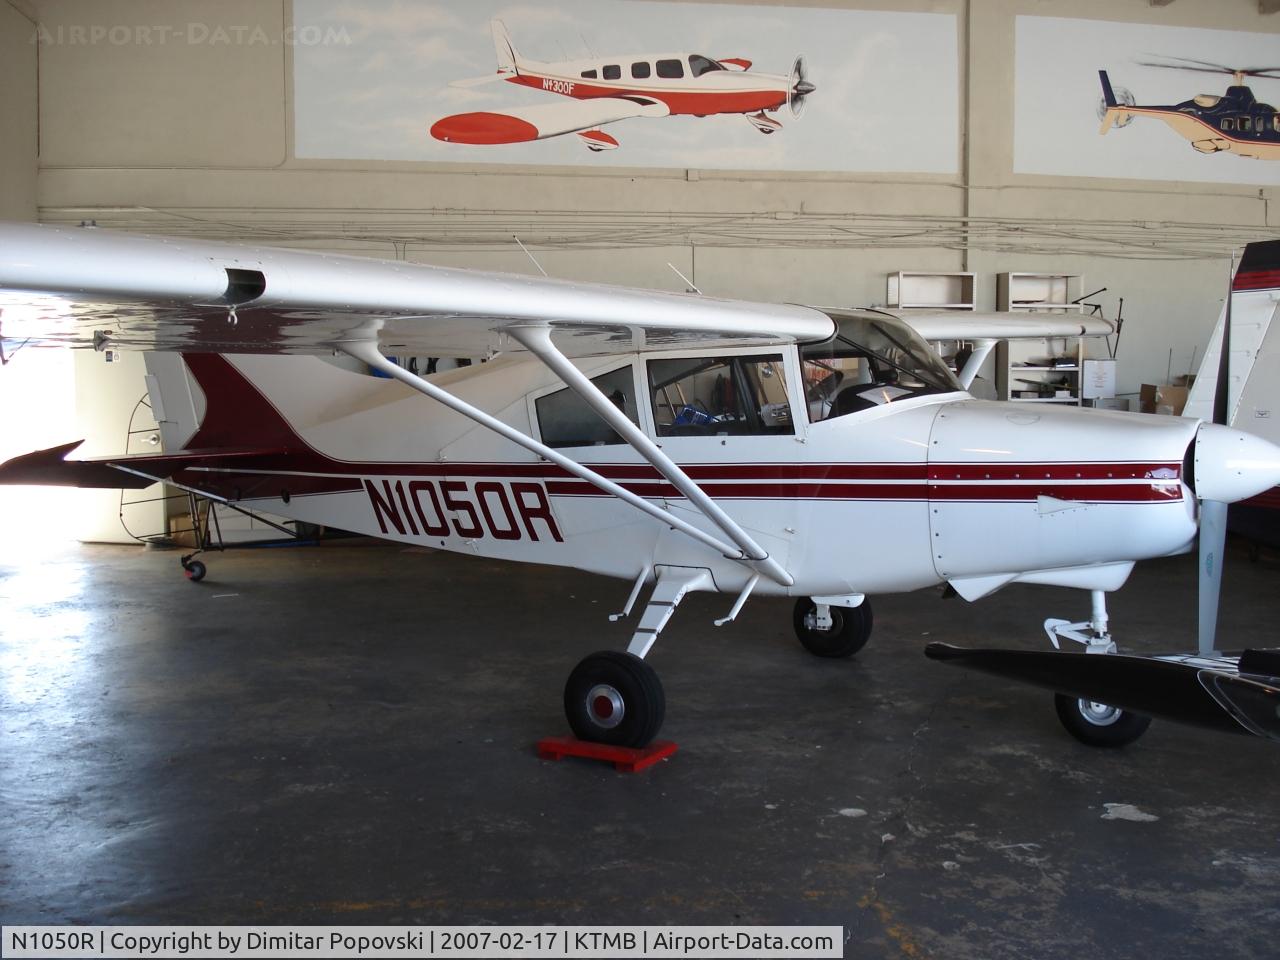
(564, 650, 665, 748)
(183, 559, 207, 583)
(792, 597, 873, 658)
(1053, 693, 1152, 747)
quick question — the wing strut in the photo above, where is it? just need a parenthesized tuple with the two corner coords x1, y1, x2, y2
(339, 339, 792, 586)
(507, 323, 793, 587)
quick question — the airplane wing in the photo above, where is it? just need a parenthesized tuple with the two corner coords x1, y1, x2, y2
(0, 222, 831, 359)
(891, 311, 1115, 341)
(431, 97, 670, 145)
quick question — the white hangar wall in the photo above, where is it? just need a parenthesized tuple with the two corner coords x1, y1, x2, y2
(13, 0, 1280, 395)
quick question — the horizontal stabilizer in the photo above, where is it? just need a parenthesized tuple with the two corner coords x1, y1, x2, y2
(924, 642, 1280, 741)
(0, 441, 285, 489)
(448, 73, 513, 90)
(0, 441, 155, 488)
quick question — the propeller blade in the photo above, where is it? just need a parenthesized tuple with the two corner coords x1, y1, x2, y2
(923, 644, 1253, 736)
(788, 56, 814, 119)
(1198, 260, 1235, 656)
(1198, 499, 1227, 657)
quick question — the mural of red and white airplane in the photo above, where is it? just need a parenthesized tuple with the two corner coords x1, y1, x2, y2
(430, 20, 816, 151)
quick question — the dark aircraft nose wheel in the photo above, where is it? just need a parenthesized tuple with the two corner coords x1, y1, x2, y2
(181, 556, 207, 582)
(1053, 693, 1152, 747)
(564, 650, 665, 748)
(792, 597, 873, 658)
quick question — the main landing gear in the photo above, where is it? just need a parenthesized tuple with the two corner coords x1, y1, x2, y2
(1044, 590, 1152, 747)
(564, 651, 665, 748)
(562, 573, 877, 749)
(562, 567, 711, 749)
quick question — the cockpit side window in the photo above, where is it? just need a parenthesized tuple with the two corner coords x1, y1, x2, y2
(801, 312, 960, 422)
(648, 354, 794, 437)
(688, 55, 723, 77)
(656, 58, 685, 79)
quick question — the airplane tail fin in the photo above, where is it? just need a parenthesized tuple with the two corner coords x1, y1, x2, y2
(1099, 70, 1118, 108)
(1098, 70, 1122, 134)
(1184, 239, 1280, 423)
(0, 354, 303, 490)
(491, 19, 520, 75)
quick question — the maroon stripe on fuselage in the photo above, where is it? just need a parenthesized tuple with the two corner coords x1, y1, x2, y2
(929, 463, 1180, 482)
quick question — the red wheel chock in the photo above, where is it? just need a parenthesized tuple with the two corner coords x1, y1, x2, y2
(537, 736, 678, 772)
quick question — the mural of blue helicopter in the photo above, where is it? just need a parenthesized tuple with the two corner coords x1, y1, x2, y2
(1099, 57, 1280, 160)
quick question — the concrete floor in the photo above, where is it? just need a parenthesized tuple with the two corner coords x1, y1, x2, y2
(1, 535, 1278, 958)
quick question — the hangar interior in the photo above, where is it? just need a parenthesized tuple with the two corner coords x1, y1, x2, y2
(1, 0, 1279, 956)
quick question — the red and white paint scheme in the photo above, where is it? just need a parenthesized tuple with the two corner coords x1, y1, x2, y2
(2, 223, 1279, 750)
(430, 21, 815, 151)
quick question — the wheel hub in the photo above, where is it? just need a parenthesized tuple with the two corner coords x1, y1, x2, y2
(1078, 699, 1123, 726)
(586, 684, 625, 729)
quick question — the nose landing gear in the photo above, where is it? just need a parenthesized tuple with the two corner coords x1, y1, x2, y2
(1044, 590, 1152, 747)
(792, 597, 873, 658)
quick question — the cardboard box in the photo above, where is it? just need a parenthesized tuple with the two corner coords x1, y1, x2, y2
(1140, 384, 1189, 416)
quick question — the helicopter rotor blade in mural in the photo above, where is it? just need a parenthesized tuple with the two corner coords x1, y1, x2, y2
(1135, 56, 1280, 78)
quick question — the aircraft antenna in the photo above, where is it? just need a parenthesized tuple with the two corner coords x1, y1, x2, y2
(513, 235, 548, 278)
(667, 262, 702, 295)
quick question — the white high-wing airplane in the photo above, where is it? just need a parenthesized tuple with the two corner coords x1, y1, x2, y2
(2, 222, 1279, 750)
(430, 20, 815, 151)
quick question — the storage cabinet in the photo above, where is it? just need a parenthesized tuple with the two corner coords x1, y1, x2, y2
(996, 337, 1086, 405)
(997, 273, 1083, 313)
(886, 271, 976, 311)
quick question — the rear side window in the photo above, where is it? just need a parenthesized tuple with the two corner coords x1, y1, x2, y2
(536, 366, 638, 448)
(648, 355, 793, 437)
(581, 69, 598, 79)
(656, 59, 684, 79)
(631, 61, 651, 79)
(603, 64, 621, 80)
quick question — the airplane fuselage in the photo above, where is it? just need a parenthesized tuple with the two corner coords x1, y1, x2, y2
(506, 54, 789, 116)
(144, 339, 1201, 604)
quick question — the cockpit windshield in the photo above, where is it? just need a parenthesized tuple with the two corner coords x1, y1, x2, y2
(800, 310, 962, 422)
(688, 55, 724, 77)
